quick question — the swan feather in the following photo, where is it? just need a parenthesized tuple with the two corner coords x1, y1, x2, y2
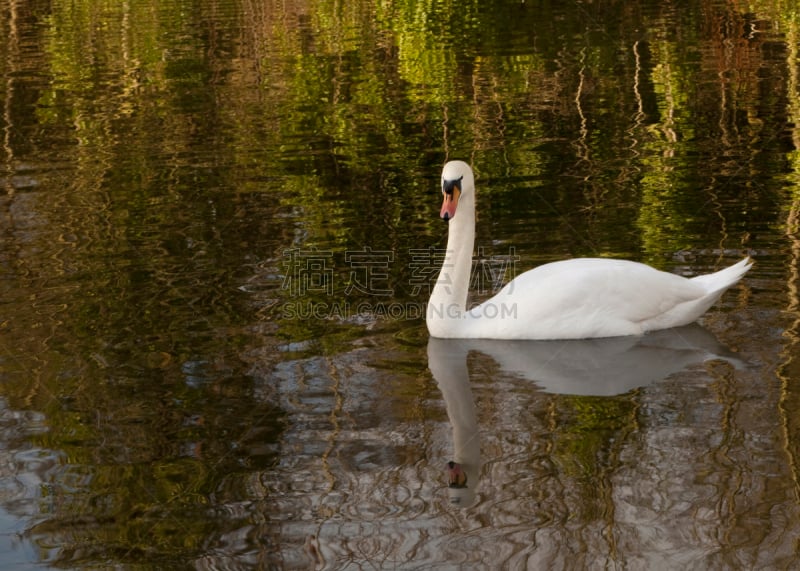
(427, 161, 752, 340)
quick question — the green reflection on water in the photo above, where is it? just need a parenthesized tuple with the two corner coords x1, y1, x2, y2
(1, 0, 799, 568)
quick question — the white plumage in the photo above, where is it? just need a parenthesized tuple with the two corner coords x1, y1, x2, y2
(426, 161, 752, 340)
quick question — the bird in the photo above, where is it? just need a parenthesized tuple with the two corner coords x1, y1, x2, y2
(426, 160, 752, 340)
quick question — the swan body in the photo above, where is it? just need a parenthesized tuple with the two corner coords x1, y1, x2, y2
(426, 161, 752, 340)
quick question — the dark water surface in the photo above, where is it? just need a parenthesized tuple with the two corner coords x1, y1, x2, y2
(2, 0, 800, 568)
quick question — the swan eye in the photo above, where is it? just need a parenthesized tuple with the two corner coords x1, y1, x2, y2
(442, 176, 463, 195)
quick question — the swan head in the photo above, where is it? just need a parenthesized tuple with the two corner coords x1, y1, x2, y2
(440, 161, 474, 221)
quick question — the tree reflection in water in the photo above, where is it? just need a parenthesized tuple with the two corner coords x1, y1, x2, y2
(1, 0, 800, 568)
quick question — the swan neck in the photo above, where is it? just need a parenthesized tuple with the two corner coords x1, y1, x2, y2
(431, 197, 475, 315)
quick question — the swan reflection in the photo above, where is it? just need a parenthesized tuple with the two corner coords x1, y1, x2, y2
(428, 324, 745, 507)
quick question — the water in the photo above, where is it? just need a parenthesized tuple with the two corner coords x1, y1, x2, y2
(1, 0, 800, 568)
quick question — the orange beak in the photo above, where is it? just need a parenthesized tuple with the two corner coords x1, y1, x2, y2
(440, 186, 460, 221)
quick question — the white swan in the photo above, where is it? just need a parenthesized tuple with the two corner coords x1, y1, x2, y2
(426, 161, 753, 340)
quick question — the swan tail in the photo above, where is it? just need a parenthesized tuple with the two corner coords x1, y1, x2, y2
(690, 257, 753, 294)
(643, 257, 752, 332)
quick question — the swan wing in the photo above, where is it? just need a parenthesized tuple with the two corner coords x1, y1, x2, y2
(478, 259, 709, 338)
